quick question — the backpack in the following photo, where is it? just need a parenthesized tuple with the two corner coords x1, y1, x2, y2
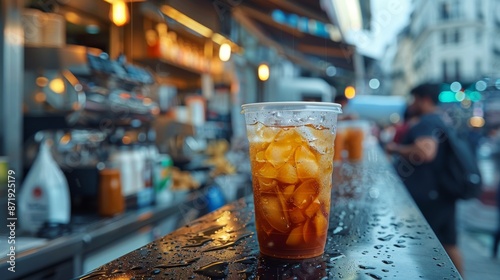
(437, 124, 483, 200)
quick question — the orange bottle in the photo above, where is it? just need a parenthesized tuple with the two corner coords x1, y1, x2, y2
(98, 168, 125, 217)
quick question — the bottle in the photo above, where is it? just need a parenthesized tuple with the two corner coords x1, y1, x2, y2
(154, 154, 173, 204)
(98, 168, 125, 217)
(19, 140, 71, 234)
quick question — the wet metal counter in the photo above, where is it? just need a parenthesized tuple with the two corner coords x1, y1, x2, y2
(77, 143, 463, 280)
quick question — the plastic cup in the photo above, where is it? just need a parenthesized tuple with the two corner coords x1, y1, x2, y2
(333, 128, 346, 162)
(241, 102, 342, 259)
(341, 120, 368, 162)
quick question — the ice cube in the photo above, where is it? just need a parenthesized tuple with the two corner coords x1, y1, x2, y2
(303, 218, 314, 243)
(257, 177, 277, 193)
(258, 163, 278, 178)
(260, 194, 290, 233)
(282, 185, 295, 200)
(289, 207, 306, 224)
(256, 123, 280, 143)
(296, 125, 334, 155)
(277, 162, 298, 184)
(304, 198, 321, 218)
(256, 151, 266, 162)
(292, 179, 319, 209)
(255, 206, 274, 236)
(286, 225, 304, 246)
(295, 145, 319, 179)
(313, 212, 328, 237)
(265, 141, 295, 168)
(274, 129, 303, 144)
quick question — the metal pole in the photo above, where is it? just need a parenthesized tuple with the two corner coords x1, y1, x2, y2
(1, 0, 24, 177)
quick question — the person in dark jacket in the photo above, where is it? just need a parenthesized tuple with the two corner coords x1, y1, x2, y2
(385, 83, 464, 275)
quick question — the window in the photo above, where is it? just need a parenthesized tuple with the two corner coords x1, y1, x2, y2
(451, 0, 461, 18)
(441, 0, 462, 20)
(476, 29, 482, 43)
(442, 60, 449, 81)
(453, 29, 460, 43)
(476, 59, 482, 77)
(477, 0, 483, 19)
(455, 60, 461, 81)
(441, 2, 450, 19)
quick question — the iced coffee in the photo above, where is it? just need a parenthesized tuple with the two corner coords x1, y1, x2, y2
(242, 102, 341, 259)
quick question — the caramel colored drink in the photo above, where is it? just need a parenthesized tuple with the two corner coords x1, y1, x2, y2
(346, 127, 364, 161)
(242, 102, 342, 259)
(333, 128, 345, 162)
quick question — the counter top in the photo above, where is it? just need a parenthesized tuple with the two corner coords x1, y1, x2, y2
(0, 190, 192, 279)
(77, 145, 462, 280)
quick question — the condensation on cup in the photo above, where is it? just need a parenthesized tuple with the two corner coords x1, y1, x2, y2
(241, 102, 342, 259)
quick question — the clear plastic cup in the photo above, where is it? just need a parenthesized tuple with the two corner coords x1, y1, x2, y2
(241, 102, 342, 259)
(340, 120, 369, 162)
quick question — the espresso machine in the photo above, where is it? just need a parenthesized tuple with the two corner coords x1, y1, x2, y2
(23, 45, 160, 216)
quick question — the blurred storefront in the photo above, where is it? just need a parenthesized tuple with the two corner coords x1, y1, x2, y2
(0, 0, 368, 278)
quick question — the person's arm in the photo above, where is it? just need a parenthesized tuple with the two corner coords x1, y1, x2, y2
(385, 136, 438, 163)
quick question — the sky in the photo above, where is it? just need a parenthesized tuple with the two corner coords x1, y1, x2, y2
(346, 0, 413, 59)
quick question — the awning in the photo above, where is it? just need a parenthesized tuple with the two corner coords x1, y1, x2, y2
(231, 0, 358, 74)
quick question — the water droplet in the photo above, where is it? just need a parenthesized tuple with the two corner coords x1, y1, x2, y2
(111, 269, 124, 274)
(203, 233, 253, 252)
(382, 260, 394, 264)
(237, 267, 254, 276)
(201, 224, 227, 236)
(394, 244, 406, 248)
(154, 257, 200, 268)
(329, 252, 345, 261)
(130, 265, 143, 270)
(183, 236, 213, 248)
(359, 265, 376, 270)
(437, 263, 445, 267)
(79, 271, 107, 280)
(382, 269, 389, 272)
(378, 234, 395, 241)
(234, 256, 258, 264)
(366, 272, 383, 279)
(151, 269, 161, 275)
(374, 245, 383, 249)
(194, 261, 229, 278)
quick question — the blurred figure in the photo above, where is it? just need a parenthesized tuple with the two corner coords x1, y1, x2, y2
(393, 107, 418, 144)
(491, 126, 500, 258)
(334, 94, 357, 121)
(334, 94, 349, 108)
(494, 184, 500, 258)
(385, 83, 464, 276)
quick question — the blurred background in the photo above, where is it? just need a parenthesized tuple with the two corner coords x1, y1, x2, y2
(0, 0, 499, 279)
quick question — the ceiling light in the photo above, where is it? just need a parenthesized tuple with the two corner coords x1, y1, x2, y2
(219, 43, 231, 62)
(109, 0, 129, 26)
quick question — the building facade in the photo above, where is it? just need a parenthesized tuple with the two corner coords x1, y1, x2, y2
(391, 0, 500, 95)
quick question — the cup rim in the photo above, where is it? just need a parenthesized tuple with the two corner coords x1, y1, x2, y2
(241, 101, 342, 113)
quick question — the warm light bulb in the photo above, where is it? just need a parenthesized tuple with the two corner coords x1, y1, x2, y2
(111, 0, 129, 27)
(258, 63, 270, 81)
(219, 43, 231, 62)
(49, 78, 65, 94)
(345, 86, 356, 99)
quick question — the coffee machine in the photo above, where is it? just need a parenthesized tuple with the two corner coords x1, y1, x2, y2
(23, 45, 160, 215)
